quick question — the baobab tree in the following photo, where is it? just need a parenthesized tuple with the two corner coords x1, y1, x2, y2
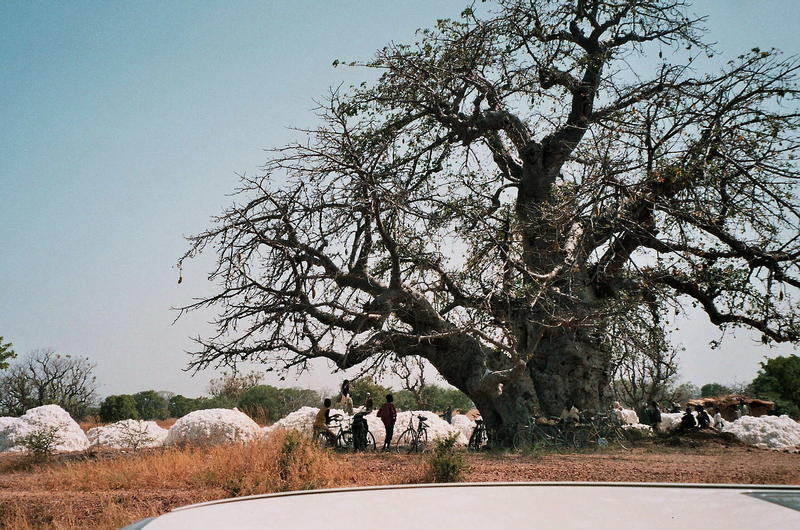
(180, 0, 800, 441)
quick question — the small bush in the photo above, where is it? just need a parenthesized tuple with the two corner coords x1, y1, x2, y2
(18, 425, 63, 461)
(425, 434, 467, 483)
(116, 421, 157, 451)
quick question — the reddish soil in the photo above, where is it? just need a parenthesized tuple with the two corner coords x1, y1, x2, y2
(1, 434, 798, 528)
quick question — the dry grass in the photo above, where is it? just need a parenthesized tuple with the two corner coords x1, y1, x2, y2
(0, 431, 382, 529)
(2, 433, 798, 529)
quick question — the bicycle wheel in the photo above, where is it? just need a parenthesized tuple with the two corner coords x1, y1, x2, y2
(572, 427, 590, 449)
(414, 429, 428, 453)
(365, 431, 376, 451)
(512, 428, 531, 451)
(395, 428, 415, 452)
(469, 427, 487, 451)
(336, 430, 353, 450)
(611, 426, 629, 449)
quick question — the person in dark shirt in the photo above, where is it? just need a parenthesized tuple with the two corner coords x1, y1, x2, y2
(695, 405, 711, 429)
(678, 406, 697, 433)
(643, 401, 662, 427)
(364, 392, 374, 412)
(341, 379, 350, 398)
(376, 394, 397, 451)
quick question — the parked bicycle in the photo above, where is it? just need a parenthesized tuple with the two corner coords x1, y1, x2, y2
(315, 414, 376, 451)
(395, 413, 429, 453)
(511, 413, 629, 451)
(468, 418, 488, 451)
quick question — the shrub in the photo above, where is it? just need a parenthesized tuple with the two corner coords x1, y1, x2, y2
(425, 434, 467, 483)
(18, 425, 63, 461)
(116, 421, 157, 451)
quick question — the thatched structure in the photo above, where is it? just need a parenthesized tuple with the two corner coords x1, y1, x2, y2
(686, 394, 775, 421)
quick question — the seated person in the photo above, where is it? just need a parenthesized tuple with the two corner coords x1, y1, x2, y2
(314, 398, 337, 444)
(678, 406, 697, 433)
(695, 404, 711, 429)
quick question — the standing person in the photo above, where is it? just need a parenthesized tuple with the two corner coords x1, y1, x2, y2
(643, 401, 662, 427)
(314, 398, 336, 445)
(376, 394, 397, 451)
(341, 379, 351, 398)
(341, 393, 354, 415)
(364, 392, 374, 413)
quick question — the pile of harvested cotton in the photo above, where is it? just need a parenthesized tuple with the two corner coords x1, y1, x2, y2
(723, 415, 800, 451)
(87, 419, 168, 449)
(615, 408, 639, 425)
(0, 405, 89, 452)
(451, 414, 476, 441)
(164, 408, 260, 446)
(266, 407, 467, 446)
(622, 423, 653, 436)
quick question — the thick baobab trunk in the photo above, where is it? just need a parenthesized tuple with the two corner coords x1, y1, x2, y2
(433, 330, 612, 445)
(528, 332, 612, 416)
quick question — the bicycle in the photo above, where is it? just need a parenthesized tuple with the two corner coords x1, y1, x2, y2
(395, 413, 429, 453)
(468, 418, 488, 451)
(314, 414, 377, 451)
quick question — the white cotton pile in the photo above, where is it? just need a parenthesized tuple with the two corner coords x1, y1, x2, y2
(266, 407, 467, 446)
(164, 408, 261, 446)
(0, 417, 25, 451)
(0, 405, 89, 453)
(267, 406, 346, 434)
(87, 420, 168, 449)
(722, 415, 800, 451)
(615, 408, 639, 425)
(622, 423, 653, 436)
(381, 410, 468, 446)
(657, 412, 683, 432)
(451, 414, 476, 441)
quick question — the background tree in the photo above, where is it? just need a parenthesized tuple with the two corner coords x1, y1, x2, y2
(238, 385, 320, 423)
(392, 357, 431, 409)
(0, 336, 16, 370)
(168, 394, 203, 418)
(99, 394, 139, 422)
(751, 355, 800, 418)
(0, 349, 97, 419)
(667, 381, 700, 404)
(180, 0, 800, 441)
(207, 371, 264, 408)
(700, 382, 732, 398)
(347, 377, 391, 409)
(133, 390, 170, 420)
(610, 319, 680, 407)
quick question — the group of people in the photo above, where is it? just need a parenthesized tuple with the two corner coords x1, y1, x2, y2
(620, 398, 753, 433)
(677, 404, 716, 433)
(312, 379, 398, 450)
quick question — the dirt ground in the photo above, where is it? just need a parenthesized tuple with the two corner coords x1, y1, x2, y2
(343, 441, 800, 485)
(1, 434, 798, 528)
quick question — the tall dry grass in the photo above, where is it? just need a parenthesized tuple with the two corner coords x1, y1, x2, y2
(0, 430, 371, 529)
(37, 430, 352, 494)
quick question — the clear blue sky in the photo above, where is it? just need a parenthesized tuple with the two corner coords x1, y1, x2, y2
(1, 1, 798, 399)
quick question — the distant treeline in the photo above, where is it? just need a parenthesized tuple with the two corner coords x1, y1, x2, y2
(97, 375, 474, 424)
